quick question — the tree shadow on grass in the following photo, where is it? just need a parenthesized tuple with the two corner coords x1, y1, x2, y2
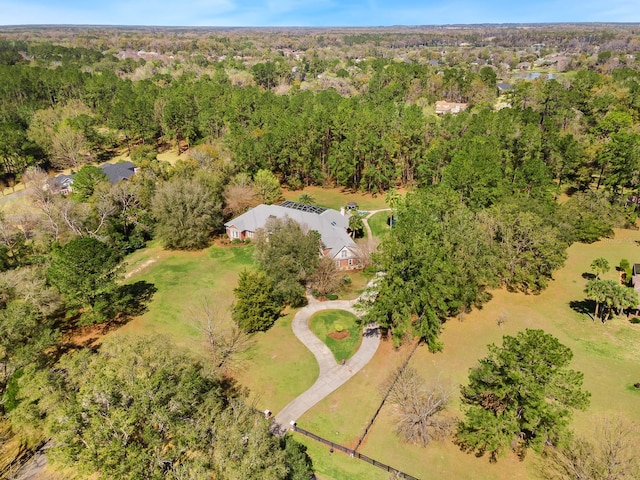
(581, 272, 597, 280)
(52, 281, 158, 358)
(101, 280, 158, 333)
(117, 280, 158, 318)
(569, 299, 595, 321)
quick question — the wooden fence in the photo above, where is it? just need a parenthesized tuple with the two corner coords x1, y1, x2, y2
(293, 425, 420, 480)
(353, 338, 422, 452)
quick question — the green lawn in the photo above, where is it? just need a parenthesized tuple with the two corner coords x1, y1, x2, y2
(338, 271, 371, 300)
(293, 435, 388, 480)
(116, 243, 255, 353)
(367, 211, 391, 241)
(282, 186, 390, 211)
(115, 242, 318, 414)
(235, 311, 319, 413)
(309, 310, 362, 363)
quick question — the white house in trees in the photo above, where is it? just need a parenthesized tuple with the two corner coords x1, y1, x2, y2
(224, 201, 361, 270)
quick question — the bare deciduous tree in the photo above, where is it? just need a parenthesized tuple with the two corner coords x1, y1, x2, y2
(308, 257, 342, 297)
(355, 237, 379, 270)
(223, 183, 258, 217)
(381, 366, 454, 447)
(540, 415, 640, 480)
(59, 197, 113, 238)
(23, 166, 62, 240)
(190, 300, 253, 374)
(50, 124, 90, 169)
(0, 266, 63, 316)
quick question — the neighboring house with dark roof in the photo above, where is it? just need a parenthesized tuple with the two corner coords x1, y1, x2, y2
(51, 161, 137, 194)
(52, 174, 74, 195)
(497, 82, 513, 93)
(224, 201, 361, 270)
(100, 161, 137, 184)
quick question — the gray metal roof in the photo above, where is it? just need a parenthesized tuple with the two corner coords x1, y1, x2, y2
(51, 161, 136, 190)
(53, 174, 74, 188)
(100, 161, 136, 184)
(225, 203, 356, 258)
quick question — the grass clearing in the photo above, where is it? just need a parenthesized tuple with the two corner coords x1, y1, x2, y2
(367, 210, 391, 241)
(116, 243, 255, 354)
(115, 242, 317, 414)
(157, 149, 189, 165)
(235, 311, 318, 413)
(309, 310, 361, 363)
(0, 192, 39, 215)
(282, 186, 390, 211)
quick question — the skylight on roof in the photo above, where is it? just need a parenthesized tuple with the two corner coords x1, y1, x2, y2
(280, 200, 327, 215)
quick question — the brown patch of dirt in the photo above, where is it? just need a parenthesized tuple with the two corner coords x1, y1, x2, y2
(61, 323, 107, 349)
(328, 330, 350, 340)
(124, 256, 158, 279)
(59, 312, 135, 350)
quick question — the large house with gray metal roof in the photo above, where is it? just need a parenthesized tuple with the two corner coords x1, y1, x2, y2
(224, 201, 361, 270)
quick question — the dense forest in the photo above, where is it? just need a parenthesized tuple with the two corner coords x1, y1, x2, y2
(0, 24, 640, 478)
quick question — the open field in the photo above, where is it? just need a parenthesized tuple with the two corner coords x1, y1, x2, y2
(309, 309, 362, 362)
(117, 243, 256, 352)
(296, 227, 640, 479)
(234, 309, 318, 414)
(282, 186, 392, 211)
(116, 242, 318, 414)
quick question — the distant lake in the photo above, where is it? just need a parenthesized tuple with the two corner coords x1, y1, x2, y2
(514, 72, 556, 80)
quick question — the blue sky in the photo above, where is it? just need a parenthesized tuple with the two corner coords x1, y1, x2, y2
(1, 0, 639, 26)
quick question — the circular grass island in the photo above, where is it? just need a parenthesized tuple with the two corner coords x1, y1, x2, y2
(309, 309, 362, 363)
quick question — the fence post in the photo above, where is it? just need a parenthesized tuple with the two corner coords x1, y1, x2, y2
(292, 425, 419, 479)
(353, 338, 422, 452)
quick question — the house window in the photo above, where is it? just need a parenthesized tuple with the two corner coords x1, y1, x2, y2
(231, 230, 239, 238)
(348, 259, 353, 266)
(335, 261, 340, 268)
(341, 250, 348, 258)
(247, 231, 254, 238)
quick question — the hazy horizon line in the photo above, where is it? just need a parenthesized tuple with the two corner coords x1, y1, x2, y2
(2, 21, 640, 29)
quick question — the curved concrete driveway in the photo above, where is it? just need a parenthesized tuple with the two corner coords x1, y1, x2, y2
(273, 296, 380, 432)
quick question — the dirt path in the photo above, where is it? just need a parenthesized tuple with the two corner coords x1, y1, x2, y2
(363, 208, 390, 249)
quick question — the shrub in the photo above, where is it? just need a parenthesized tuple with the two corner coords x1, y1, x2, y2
(334, 322, 344, 332)
(130, 144, 158, 164)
